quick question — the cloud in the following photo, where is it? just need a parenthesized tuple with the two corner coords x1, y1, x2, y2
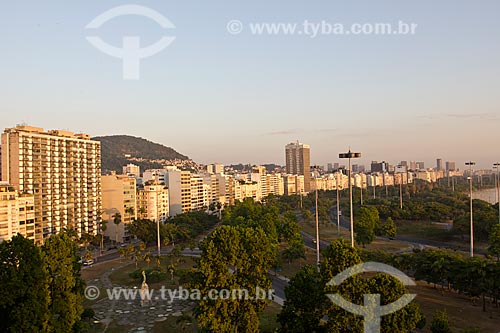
(444, 113, 498, 120)
(416, 112, 499, 121)
(265, 129, 301, 136)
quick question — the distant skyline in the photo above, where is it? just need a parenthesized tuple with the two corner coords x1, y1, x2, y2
(1, 1, 499, 169)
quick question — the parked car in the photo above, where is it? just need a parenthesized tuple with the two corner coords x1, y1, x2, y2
(83, 259, 94, 266)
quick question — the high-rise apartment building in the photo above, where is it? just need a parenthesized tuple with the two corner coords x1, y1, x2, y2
(436, 159, 443, 171)
(181, 171, 192, 212)
(207, 163, 224, 175)
(101, 174, 136, 243)
(123, 163, 140, 178)
(143, 167, 182, 216)
(0, 183, 35, 242)
(371, 161, 388, 173)
(446, 161, 456, 172)
(1, 125, 101, 244)
(190, 175, 205, 211)
(137, 181, 169, 223)
(285, 141, 311, 192)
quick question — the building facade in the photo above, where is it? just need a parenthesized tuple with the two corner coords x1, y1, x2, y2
(101, 174, 136, 243)
(0, 183, 35, 242)
(1, 125, 101, 244)
(137, 181, 169, 223)
(285, 141, 311, 192)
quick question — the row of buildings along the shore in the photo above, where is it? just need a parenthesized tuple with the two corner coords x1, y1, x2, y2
(0, 125, 474, 244)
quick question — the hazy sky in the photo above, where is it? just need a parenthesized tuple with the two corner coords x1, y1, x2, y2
(1, 1, 499, 169)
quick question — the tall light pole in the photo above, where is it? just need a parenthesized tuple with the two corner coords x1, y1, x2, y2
(360, 179, 363, 206)
(494, 163, 500, 224)
(156, 192, 161, 257)
(336, 173, 341, 236)
(339, 149, 361, 247)
(399, 173, 403, 209)
(465, 161, 476, 257)
(315, 187, 320, 271)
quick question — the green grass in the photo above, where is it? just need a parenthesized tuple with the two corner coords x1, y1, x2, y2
(108, 256, 196, 288)
(278, 246, 317, 279)
(259, 302, 282, 332)
(301, 220, 410, 253)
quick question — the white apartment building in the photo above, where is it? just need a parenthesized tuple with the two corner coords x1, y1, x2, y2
(0, 183, 35, 242)
(137, 181, 169, 223)
(123, 163, 140, 178)
(1, 125, 101, 244)
(143, 167, 182, 216)
(190, 175, 206, 210)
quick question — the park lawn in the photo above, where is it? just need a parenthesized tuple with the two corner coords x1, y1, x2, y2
(278, 246, 317, 279)
(302, 219, 351, 241)
(108, 256, 196, 288)
(152, 301, 282, 332)
(396, 220, 454, 240)
(413, 282, 500, 333)
(363, 238, 411, 252)
(259, 302, 282, 332)
(81, 259, 127, 281)
(301, 220, 410, 253)
(396, 220, 490, 253)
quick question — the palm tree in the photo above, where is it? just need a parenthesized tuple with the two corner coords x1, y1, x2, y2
(125, 206, 135, 221)
(112, 212, 122, 245)
(124, 207, 135, 243)
(138, 206, 146, 218)
(100, 220, 107, 254)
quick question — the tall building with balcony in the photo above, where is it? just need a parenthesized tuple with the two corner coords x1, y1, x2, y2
(181, 171, 192, 212)
(101, 174, 136, 243)
(1, 125, 101, 244)
(143, 167, 182, 216)
(190, 175, 205, 211)
(285, 141, 311, 192)
(137, 181, 169, 223)
(123, 163, 140, 178)
(0, 183, 35, 242)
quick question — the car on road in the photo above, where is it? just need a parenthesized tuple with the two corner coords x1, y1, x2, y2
(83, 259, 94, 266)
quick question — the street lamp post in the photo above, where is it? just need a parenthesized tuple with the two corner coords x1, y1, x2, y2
(360, 180, 363, 206)
(465, 161, 476, 257)
(339, 149, 361, 247)
(399, 174, 403, 210)
(336, 173, 341, 236)
(494, 163, 500, 224)
(315, 187, 320, 271)
(157, 192, 161, 257)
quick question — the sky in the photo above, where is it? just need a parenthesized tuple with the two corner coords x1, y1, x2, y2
(1, 1, 499, 169)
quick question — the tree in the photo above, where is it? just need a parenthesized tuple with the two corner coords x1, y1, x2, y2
(280, 240, 425, 332)
(127, 219, 158, 245)
(100, 219, 107, 253)
(113, 212, 122, 244)
(189, 225, 276, 332)
(355, 207, 379, 246)
(278, 265, 326, 333)
(42, 233, 85, 332)
(488, 224, 500, 260)
(430, 309, 452, 333)
(125, 206, 135, 222)
(282, 240, 306, 264)
(0, 235, 50, 332)
(383, 217, 397, 238)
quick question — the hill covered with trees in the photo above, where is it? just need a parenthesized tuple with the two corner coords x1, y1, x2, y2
(92, 135, 189, 173)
